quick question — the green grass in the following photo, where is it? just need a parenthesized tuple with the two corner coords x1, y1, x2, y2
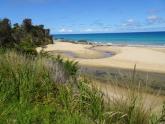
(0, 50, 164, 124)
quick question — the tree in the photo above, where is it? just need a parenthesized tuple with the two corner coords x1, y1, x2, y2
(22, 18, 32, 32)
(0, 18, 53, 54)
(13, 23, 19, 29)
(0, 18, 13, 46)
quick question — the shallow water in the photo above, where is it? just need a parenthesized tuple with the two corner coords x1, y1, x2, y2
(52, 50, 114, 59)
(54, 31, 165, 47)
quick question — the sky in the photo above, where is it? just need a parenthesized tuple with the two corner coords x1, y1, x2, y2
(0, 0, 165, 34)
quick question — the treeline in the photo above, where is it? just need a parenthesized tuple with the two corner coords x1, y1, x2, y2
(0, 18, 53, 54)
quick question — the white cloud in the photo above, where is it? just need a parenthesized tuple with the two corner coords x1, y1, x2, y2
(59, 28, 73, 33)
(82, 27, 112, 33)
(147, 15, 164, 24)
(121, 18, 140, 27)
(127, 19, 134, 23)
(84, 28, 93, 32)
(147, 15, 159, 20)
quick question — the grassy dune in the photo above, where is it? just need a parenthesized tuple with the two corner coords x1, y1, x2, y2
(0, 50, 165, 124)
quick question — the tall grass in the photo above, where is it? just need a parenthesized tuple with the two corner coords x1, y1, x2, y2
(0, 50, 164, 124)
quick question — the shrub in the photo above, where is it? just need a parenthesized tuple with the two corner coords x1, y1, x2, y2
(0, 18, 53, 54)
(0, 50, 164, 124)
(55, 55, 79, 83)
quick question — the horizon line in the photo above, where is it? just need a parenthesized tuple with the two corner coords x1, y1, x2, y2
(53, 30, 165, 35)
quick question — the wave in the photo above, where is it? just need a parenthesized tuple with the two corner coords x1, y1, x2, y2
(84, 41, 165, 48)
(54, 38, 165, 48)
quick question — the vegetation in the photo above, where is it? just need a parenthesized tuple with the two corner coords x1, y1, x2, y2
(0, 18, 53, 54)
(0, 50, 164, 124)
(0, 18, 165, 123)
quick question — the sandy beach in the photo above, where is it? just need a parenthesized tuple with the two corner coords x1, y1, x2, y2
(37, 41, 165, 73)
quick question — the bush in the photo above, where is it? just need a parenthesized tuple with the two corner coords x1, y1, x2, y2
(15, 40, 38, 55)
(0, 50, 164, 124)
(0, 18, 53, 54)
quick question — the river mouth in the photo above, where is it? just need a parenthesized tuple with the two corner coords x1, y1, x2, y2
(49, 50, 115, 59)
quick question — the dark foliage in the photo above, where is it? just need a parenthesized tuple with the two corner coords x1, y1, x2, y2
(0, 18, 53, 54)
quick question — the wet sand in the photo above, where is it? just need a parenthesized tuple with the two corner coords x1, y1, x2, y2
(37, 41, 165, 73)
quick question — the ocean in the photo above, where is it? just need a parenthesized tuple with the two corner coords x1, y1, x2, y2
(54, 31, 165, 47)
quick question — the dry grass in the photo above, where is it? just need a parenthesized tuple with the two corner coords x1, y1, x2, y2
(0, 49, 164, 124)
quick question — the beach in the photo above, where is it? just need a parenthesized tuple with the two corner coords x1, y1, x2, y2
(37, 41, 165, 73)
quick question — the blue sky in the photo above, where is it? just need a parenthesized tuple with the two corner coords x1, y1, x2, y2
(0, 0, 165, 34)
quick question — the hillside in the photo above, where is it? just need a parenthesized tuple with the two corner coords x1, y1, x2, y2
(0, 19, 165, 124)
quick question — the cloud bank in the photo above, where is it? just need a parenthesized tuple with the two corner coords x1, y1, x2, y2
(59, 28, 73, 33)
(57, 14, 165, 33)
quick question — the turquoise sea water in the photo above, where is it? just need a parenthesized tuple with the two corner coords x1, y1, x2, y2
(54, 31, 165, 46)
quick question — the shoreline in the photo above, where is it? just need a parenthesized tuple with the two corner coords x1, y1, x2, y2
(54, 39, 165, 48)
(37, 40, 165, 73)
